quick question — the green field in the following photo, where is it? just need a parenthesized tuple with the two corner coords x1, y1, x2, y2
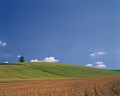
(0, 62, 119, 81)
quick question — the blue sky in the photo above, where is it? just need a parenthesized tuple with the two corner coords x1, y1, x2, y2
(0, 0, 120, 69)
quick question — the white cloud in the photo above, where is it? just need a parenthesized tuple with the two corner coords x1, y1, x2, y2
(90, 54, 96, 57)
(0, 41, 6, 47)
(95, 64, 106, 68)
(30, 57, 58, 63)
(85, 64, 93, 67)
(17, 55, 21, 58)
(96, 51, 107, 55)
(85, 61, 107, 69)
(95, 61, 106, 69)
(30, 59, 40, 62)
(90, 51, 107, 57)
(96, 61, 104, 65)
(43, 57, 58, 62)
(5, 61, 8, 63)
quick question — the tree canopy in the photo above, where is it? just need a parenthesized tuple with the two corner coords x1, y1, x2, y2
(19, 56, 25, 63)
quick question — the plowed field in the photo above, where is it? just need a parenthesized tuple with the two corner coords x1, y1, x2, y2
(0, 76, 120, 96)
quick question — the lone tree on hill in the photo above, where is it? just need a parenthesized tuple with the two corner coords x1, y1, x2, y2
(19, 56, 25, 63)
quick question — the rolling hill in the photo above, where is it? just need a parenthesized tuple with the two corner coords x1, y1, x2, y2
(0, 62, 119, 81)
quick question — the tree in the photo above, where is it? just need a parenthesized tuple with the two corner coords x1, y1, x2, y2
(19, 56, 25, 63)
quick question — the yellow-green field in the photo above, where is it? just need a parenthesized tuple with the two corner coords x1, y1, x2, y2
(0, 62, 119, 81)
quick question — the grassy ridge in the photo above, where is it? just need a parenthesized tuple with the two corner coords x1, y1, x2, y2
(0, 62, 119, 80)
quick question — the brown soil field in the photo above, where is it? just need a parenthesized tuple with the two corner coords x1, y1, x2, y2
(0, 76, 120, 96)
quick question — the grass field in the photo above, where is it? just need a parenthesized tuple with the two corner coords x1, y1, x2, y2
(0, 62, 119, 81)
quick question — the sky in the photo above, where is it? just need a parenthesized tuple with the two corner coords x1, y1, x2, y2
(0, 0, 120, 69)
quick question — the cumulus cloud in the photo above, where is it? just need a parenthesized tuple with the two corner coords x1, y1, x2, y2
(90, 54, 96, 57)
(96, 51, 107, 55)
(17, 55, 21, 58)
(95, 61, 106, 69)
(85, 64, 93, 67)
(0, 41, 6, 47)
(43, 57, 58, 62)
(30, 57, 58, 62)
(30, 59, 39, 62)
(85, 61, 107, 69)
(90, 51, 107, 57)
(5, 61, 8, 63)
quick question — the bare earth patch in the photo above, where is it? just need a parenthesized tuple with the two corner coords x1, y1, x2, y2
(0, 76, 120, 96)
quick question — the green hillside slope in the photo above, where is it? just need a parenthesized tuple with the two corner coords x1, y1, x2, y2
(0, 62, 119, 81)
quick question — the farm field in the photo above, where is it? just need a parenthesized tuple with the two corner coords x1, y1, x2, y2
(0, 76, 120, 96)
(0, 62, 120, 81)
(0, 63, 120, 96)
